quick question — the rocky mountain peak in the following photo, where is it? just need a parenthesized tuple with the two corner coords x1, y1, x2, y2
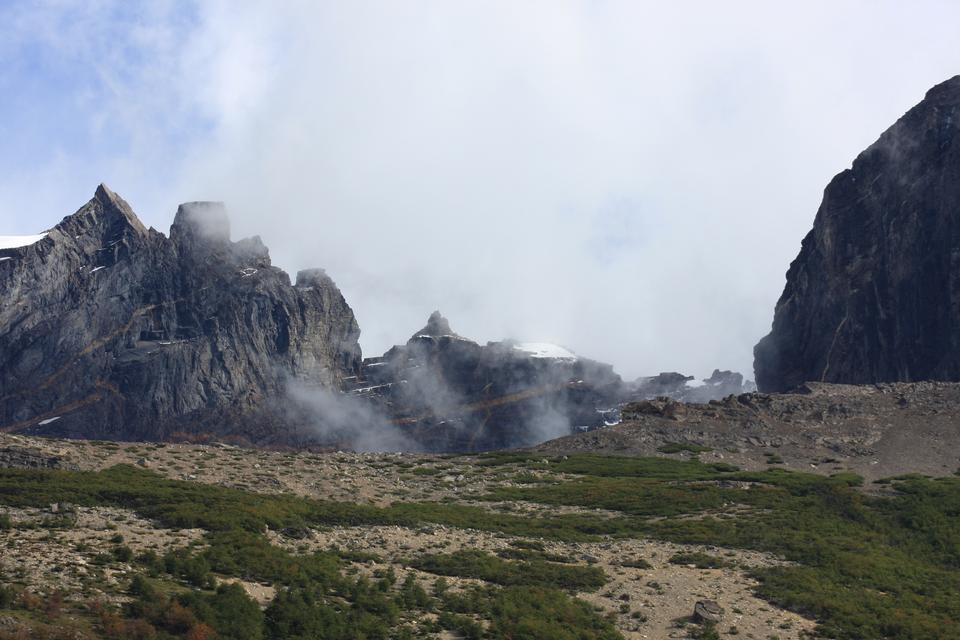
(924, 74, 960, 102)
(755, 76, 960, 391)
(353, 312, 623, 452)
(0, 186, 361, 443)
(409, 310, 461, 342)
(170, 201, 231, 248)
(91, 183, 148, 236)
(296, 268, 332, 288)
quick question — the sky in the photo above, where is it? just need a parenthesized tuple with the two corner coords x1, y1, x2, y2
(2, 1, 960, 380)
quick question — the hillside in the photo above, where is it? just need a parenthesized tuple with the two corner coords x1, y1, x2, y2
(539, 381, 960, 483)
(1, 430, 959, 639)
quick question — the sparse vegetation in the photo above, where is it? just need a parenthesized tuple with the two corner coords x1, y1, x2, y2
(668, 552, 728, 569)
(0, 451, 958, 639)
(657, 442, 713, 454)
(411, 549, 607, 591)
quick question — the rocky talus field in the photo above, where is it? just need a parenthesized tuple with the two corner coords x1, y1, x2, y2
(541, 381, 960, 482)
(1, 396, 959, 640)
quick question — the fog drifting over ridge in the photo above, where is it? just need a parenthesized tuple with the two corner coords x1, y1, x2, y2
(3, 2, 960, 379)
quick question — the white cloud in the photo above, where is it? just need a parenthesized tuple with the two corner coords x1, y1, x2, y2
(4, 1, 960, 379)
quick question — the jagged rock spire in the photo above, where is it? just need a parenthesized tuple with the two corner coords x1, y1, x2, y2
(170, 201, 231, 247)
(409, 311, 461, 342)
(92, 183, 148, 236)
(0, 185, 361, 444)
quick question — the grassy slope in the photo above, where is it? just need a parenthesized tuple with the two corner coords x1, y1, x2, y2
(0, 453, 957, 638)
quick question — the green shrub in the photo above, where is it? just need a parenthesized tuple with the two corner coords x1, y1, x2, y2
(128, 575, 157, 599)
(113, 545, 134, 563)
(411, 550, 607, 591)
(162, 548, 214, 589)
(619, 558, 652, 569)
(668, 552, 728, 569)
(265, 586, 395, 640)
(438, 611, 483, 640)
(432, 577, 450, 598)
(658, 443, 712, 454)
(179, 583, 264, 640)
(397, 573, 432, 610)
(0, 584, 17, 608)
(488, 586, 622, 640)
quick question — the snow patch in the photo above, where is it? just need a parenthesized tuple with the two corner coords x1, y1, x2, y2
(685, 379, 706, 388)
(0, 233, 47, 249)
(38, 416, 61, 426)
(90, 266, 105, 273)
(0, 257, 12, 262)
(352, 383, 394, 393)
(513, 342, 577, 360)
(415, 333, 471, 341)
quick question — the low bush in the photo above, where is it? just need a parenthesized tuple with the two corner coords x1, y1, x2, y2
(668, 552, 728, 569)
(411, 549, 607, 591)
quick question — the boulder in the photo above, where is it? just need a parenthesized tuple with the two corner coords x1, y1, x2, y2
(629, 370, 753, 403)
(693, 599, 724, 624)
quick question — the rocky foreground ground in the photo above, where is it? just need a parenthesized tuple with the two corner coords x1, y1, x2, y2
(0, 433, 814, 639)
(0, 381, 959, 639)
(542, 381, 960, 483)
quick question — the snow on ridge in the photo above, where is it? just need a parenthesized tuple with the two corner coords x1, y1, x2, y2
(513, 342, 578, 360)
(0, 233, 47, 249)
(415, 333, 471, 341)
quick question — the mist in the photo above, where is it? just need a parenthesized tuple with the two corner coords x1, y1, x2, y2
(3, 2, 960, 379)
(287, 381, 419, 453)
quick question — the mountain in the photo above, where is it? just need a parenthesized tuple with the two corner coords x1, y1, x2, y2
(334, 312, 755, 452)
(347, 311, 624, 451)
(629, 369, 755, 403)
(0, 185, 360, 443)
(0, 187, 754, 451)
(755, 76, 960, 392)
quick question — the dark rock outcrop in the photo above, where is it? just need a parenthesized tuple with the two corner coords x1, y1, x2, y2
(347, 313, 624, 451)
(629, 369, 754, 403)
(541, 381, 960, 483)
(693, 600, 724, 624)
(0, 446, 78, 471)
(0, 185, 361, 442)
(756, 77, 960, 392)
(409, 310, 463, 342)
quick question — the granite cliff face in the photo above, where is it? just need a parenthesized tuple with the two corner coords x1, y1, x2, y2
(0, 185, 360, 442)
(755, 76, 960, 392)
